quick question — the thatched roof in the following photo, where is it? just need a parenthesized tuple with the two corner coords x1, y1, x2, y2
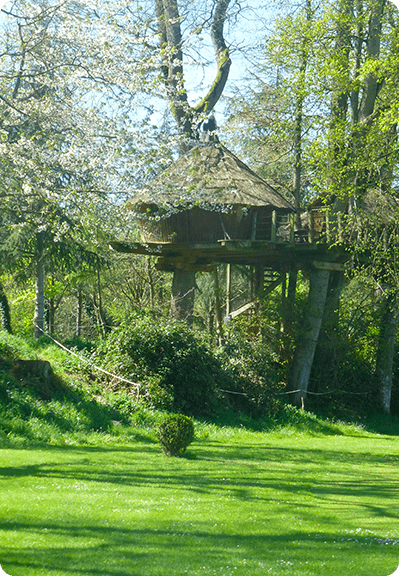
(130, 143, 294, 212)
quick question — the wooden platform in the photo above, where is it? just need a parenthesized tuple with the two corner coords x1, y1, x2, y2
(110, 239, 349, 272)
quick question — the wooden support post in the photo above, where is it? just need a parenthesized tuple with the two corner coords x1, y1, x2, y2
(249, 266, 254, 300)
(308, 210, 314, 243)
(226, 263, 232, 317)
(325, 209, 330, 243)
(170, 268, 196, 326)
(213, 268, 224, 346)
(290, 212, 295, 245)
(271, 210, 277, 242)
(280, 265, 298, 361)
(280, 270, 287, 334)
(255, 265, 265, 297)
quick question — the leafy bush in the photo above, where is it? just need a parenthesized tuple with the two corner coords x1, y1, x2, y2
(215, 328, 283, 419)
(91, 313, 288, 419)
(157, 414, 194, 456)
(62, 336, 96, 353)
(307, 335, 378, 421)
(92, 316, 225, 416)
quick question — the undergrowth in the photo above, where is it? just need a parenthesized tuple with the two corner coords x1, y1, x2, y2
(0, 330, 395, 449)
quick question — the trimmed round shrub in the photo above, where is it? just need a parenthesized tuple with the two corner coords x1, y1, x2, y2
(157, 414, 195, 457)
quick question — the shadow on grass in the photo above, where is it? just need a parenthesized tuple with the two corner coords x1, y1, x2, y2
(0, 441, 398, 510)
(0, 518, 397, 576)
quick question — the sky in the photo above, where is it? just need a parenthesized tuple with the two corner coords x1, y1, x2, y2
(0, 0, 399, 124)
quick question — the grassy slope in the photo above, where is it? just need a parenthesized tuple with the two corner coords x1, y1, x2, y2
(0, 331, 163, 447)
(1, 332, 399, 576)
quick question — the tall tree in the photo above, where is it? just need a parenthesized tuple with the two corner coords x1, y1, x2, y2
(0, 0, 152, 335)
(153, 0, 235, 319)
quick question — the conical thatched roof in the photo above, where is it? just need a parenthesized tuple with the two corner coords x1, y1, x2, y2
(130, 143, 294, 212)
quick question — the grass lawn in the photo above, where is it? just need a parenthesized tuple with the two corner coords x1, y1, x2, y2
(1, 427, 399, 576)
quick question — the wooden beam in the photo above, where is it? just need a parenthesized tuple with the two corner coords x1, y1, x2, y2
(230, 300, 256, 319)
(325, 210, 330, 243)
(312, 260, 344, 271)
(308, 211, 314, 243)
(262, 276, 283, 297)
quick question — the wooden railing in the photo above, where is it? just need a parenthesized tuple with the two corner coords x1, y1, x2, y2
(273, 208, 344, 245)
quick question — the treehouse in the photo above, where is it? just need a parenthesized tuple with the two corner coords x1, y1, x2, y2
(112, 141, 349, 329)
(110, 144, 368, 410)
(128, 142, 295, 245)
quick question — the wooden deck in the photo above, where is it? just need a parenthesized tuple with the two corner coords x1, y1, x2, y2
(110, 238, 349, 272)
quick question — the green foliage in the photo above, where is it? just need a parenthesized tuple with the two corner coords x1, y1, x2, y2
(216, 322, 283, 419)
(307, 275, 384, 421)
(0, 331, 38, 363)
(62, 335, 96, 353)
(93, 315, 224, 417)
(0, 331, 142, 445)
(274, 403, 349, 436)
(157, 413, 194, 456)
(0, 370, 129, 444)
(308, 333, 379, 421)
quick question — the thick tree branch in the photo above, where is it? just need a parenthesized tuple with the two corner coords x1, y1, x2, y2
(155, 0, 231, 135)
(358, 0, 386, 122)
(194, 0, 231, 115)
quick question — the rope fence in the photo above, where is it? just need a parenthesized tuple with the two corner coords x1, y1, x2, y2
(34, 325, 141, 399)
(218, 387, 370, 398)
(35, 325, 369, 403)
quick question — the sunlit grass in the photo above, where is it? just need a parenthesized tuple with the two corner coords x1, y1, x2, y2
(1, 331, 399, 575)
(1, 430, 399, 576)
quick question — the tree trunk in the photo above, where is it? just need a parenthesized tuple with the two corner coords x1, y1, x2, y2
(96, 260, 108, 335)
(155, 0, 231, 137)
(326, 0, 352, 218)
(48, 297, 55, 335)
(287, 268, 330, 407)
(292, 0, 312, 229)
(0, 282, 12, 333)
(34, 231, 45, 340)
(281, 267, 298, 335)
(280, 267, 298, 360)
(213, 267, 224, 345)
(76, 286, 83, 337)
(170, 268, 196, 326)
(358, 0, 385, 124)
(375, 290, 398, 414)
(320, 271, 346, 339)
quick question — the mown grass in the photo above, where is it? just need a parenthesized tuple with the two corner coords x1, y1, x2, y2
(1, 431, 399, 576)
(1, 331, 399, 575)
